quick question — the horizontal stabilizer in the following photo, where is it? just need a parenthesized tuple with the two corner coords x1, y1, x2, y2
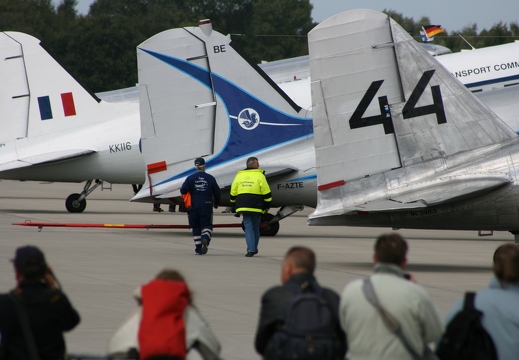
(264, 166, 297, 179)
(314, 171, 511, 216)
(150, 166, 297, 200)
(354, 200, 426, 212)
(354, 172, 510, 212)
(0, 149, 95, 172)
(387, 173, 510, 206)
(219, 166, 297, 190)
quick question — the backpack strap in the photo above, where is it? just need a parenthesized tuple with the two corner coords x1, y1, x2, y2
(463, 292, 476, 310)
(8, 292, 41, 360)
(362, 278, 423, 360)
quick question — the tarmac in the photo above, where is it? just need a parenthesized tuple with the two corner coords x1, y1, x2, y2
(0, 180, 514, 359)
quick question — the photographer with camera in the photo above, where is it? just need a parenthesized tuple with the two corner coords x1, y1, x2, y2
(0, 245, 80, 360)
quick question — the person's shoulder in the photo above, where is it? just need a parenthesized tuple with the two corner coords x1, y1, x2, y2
(320, 286, 341, 303)
(263, 285, 286, 295)
(0, 293, 13, 320)
(0, 292, 11, 305)
(476, 285, 519, 305)
(321, 285, 340, 295)
(184, 173, 196, 181)
(261, 285, 290, 301)
(206, 172, 218, 181)
(342, 278, 363, 292)
(398, 279, 436, 304)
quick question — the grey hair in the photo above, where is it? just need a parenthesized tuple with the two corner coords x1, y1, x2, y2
(246, 157, 258, 168)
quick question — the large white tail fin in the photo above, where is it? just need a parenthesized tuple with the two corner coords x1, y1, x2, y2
(136, 21, 313, 196)
(0, 32, 103, 144)
(308, 9, 516, 189)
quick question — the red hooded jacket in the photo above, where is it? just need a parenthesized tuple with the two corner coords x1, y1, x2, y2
(138, 280, 190, 360)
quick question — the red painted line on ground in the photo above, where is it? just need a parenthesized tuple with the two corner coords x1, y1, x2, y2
(12, 221, 243, 230)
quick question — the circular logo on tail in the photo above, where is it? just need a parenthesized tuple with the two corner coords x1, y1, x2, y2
(238, 108, 260, 130)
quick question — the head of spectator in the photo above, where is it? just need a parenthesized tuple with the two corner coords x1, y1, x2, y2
(194, 157, 206, 171)
(493, 243, 519, 287)
(12, 245, 47, 281)
(155, 268, 192, 303)
(133, 268, 192, 306)
(281, 246, 316, 284)
(373, 233, 408, 268)
(246, 156, 259, 169)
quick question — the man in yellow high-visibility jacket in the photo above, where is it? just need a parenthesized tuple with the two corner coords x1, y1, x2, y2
(230, 157, 272, 257)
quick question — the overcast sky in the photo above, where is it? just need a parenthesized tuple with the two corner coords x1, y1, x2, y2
(60, 0, 518, 33)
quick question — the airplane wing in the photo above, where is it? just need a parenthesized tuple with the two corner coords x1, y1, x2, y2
(0, 149, 95, 172)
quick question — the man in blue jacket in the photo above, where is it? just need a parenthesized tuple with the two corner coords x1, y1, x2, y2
(180, 157, 221, 255)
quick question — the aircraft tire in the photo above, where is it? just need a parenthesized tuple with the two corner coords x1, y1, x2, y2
(260, 213, 280, 237)
(66, 193, 87, 213)
(240, 213, 280, 237)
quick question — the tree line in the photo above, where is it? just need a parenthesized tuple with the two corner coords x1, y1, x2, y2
(1, 0, 517, 93)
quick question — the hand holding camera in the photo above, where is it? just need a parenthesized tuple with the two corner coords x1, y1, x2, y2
(43, 266, 60, 290)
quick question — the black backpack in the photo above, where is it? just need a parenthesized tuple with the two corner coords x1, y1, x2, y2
(266, 281, 341, 360)
(436, 292, 497, 360)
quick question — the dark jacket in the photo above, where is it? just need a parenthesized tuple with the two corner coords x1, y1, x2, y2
(180, 171, 221, 208)
(0, 280, 80, 360)
(255, 273, 347, 359)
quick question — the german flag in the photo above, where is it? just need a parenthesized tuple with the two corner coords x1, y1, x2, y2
(423, 25, 444, 38)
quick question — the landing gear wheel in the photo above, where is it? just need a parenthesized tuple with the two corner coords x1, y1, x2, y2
(260, 213, 280, 237)
(66, 193, 87, 213)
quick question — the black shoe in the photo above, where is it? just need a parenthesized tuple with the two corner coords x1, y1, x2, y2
(201, 240, 208, 255)
(245, 252, 255, 257)
(253, 250, 258, 255)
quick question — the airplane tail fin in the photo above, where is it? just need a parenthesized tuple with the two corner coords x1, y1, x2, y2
(0, 32, 104, 145)
(308, 9, 516, 189)
(136, 20, 312, 196)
